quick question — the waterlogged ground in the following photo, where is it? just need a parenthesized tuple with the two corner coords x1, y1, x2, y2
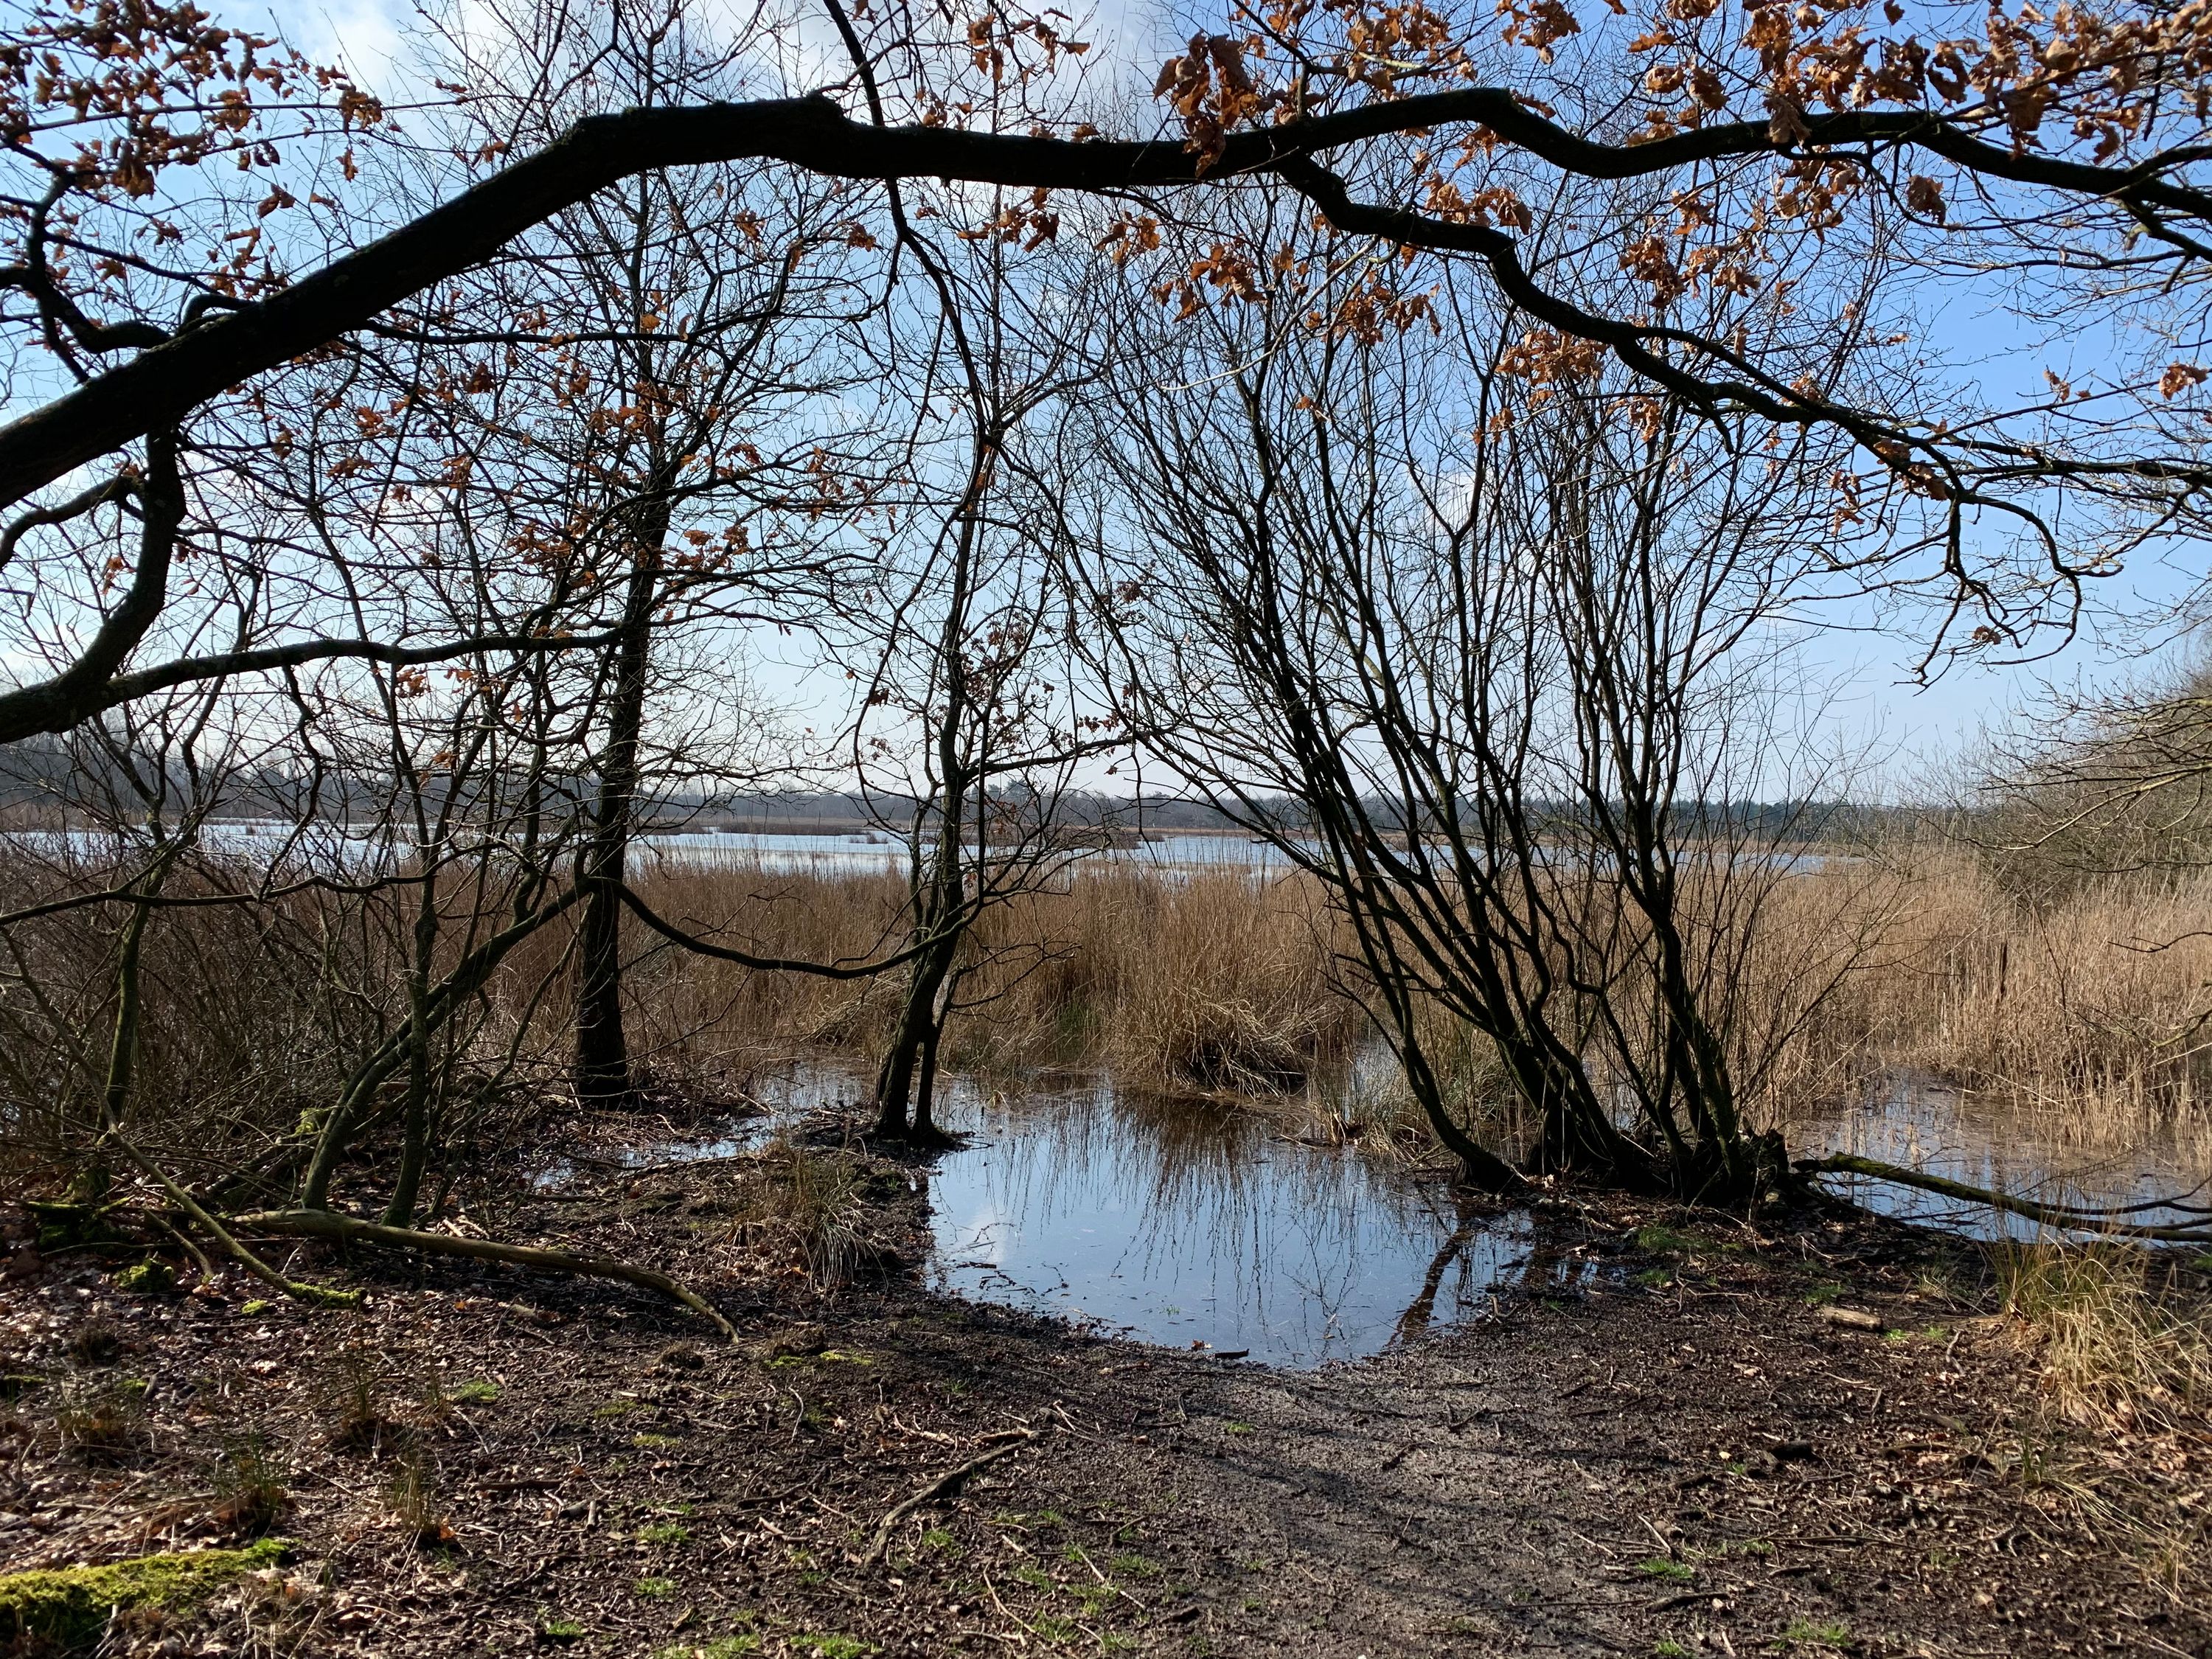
(537, 1063, 1582, 1367)
(1801, 1072, 2212, 1240)
(3, 1074, 2209, 1655)
(2, 1120, 2203, 1659)
(552, 1060, 2212, 1357)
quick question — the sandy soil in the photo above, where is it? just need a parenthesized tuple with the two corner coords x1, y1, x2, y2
(1, 1122, 2202, 1658)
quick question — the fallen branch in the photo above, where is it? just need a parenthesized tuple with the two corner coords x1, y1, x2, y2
(1798, 1154, 2212, 1245)
(230, 1210, 738, 1340)
(864, 1429, 1043, 1567)
(105, 1134, 359, 1307)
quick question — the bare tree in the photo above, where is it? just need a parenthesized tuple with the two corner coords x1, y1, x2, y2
(1081, 243, 1869, 1202)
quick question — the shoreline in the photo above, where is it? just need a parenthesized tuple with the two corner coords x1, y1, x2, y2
(1, 1126, 2201, 1658)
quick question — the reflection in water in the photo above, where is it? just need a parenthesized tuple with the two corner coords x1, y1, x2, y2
(916, 1079, 1555, 1367)
(542, 1056, 2212, 1368)
(559, 1062, 1551, 1366)
(1799, 1072, 2212, 1239)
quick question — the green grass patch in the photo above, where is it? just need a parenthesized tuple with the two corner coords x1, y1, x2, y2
(655, 1640, 759, 1658)
(1637, 1557, 1694, 1582)
(1109, 1553, 1161, 1579)
(0, 1539, 285, 1649)
(795, 1637, 873, 1658)
(1635, 1224, 1708, 1255)
(637, 1523, 691, 1546)
(633, 1576, 678, 1599)
(1781, 1618, 1851, 1648)
(449, 1379, 499, 1404)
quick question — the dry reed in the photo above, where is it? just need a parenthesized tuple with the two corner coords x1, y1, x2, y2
(9, 832, 2212, 1184)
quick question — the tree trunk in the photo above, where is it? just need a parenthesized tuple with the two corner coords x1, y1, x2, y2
(910, 1016, 945, 1141)
(381, 877, 440, 1226)
(574, 495, 670, 1107)
(98, 895, 150, 1135)
(872, 936, 955, 1138)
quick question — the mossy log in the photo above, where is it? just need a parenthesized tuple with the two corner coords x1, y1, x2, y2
(0, 1539, 285, 1649)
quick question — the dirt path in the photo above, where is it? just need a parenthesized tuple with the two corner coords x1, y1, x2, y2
(1, 1147, 2200, 1658)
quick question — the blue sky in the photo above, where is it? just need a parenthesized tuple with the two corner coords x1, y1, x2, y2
(268, 0, 2207, 799)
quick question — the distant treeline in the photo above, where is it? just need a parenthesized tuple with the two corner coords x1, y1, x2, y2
(0, 734, 1926, 847)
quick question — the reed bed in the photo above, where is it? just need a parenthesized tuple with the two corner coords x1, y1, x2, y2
(616, 844, 2212, 1151)
(8, 834, 2212, 1176)
(608, 858, 1366, 1098)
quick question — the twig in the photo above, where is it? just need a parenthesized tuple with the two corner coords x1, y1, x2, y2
(230, 1208, 735, 1338)
(863, 1429, 1042, 1567)
(146, 1212, 215, 1281)
(108, 1135, 357, 1307)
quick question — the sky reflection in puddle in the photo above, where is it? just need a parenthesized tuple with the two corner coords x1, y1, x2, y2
(698, 1063, 1565, 1367)
(917, 1080, 1561, 1367)
(541, 1057, 2212, 1366)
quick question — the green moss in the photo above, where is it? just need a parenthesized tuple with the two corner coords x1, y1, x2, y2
(1638, 1557, 1694, 1582)
(636, 1523, 690, 1546)
(654, 1640, 759, 1658)
(633, 1576, 678, 1599)
(794, 1637, 873, 1659)
(449, 1380, 499, 1405)
(0, 1539, 285, 1648)
(112, 1260, 175, 1296)
(238, 1300, 271, 1316)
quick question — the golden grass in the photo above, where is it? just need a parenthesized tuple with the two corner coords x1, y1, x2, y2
(613, 839, 2212, 1163)
(10, 830, 2212, 1183)
(1994, 1240, 2212, 1596)
(610, 858, 1366, 1099)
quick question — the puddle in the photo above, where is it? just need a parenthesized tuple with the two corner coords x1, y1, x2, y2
(1798, 1073, 2212, 1240)
(529, 1114, 779, 1191)
(566, 1064, 1571, 1366)
(914, 1079, 1569, 1367)
(534, 1056, 2212, 1367)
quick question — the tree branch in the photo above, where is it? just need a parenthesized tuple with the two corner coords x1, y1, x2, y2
(1, 90, 2205, 512)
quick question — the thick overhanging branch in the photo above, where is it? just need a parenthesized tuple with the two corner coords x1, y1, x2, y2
(0, 91, 2206, 511)
(1272, 156, 2212, 501)
(0, 625, 626, 747)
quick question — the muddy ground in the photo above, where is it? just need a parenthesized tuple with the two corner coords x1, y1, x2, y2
(1, 1110, 2204, 1658)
